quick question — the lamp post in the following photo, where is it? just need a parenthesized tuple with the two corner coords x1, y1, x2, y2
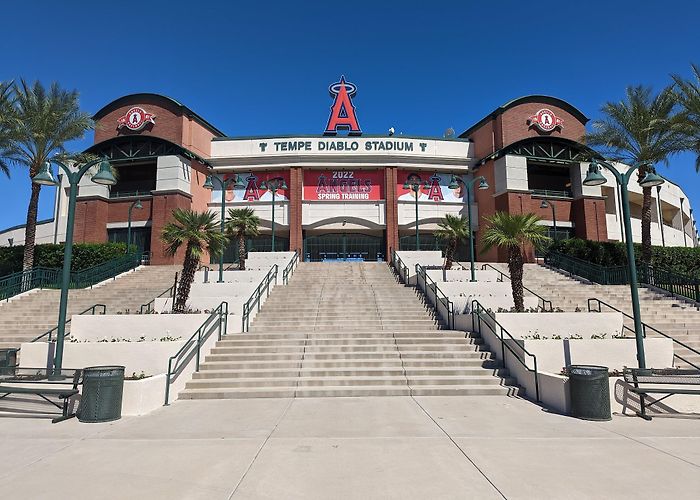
(403, 176, 426, 250)
(540, 199, 557, 242)
(583, 159, 665, 369)
(449, 175, 489, 281)
(32, 158, 117, 373)
(203, 173, 244, 282)
(127, 199, 143, 254)
(259, 177, 288, 252)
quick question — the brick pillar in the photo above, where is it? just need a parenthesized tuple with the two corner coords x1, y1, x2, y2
(288, 167, 303, 254)
(384, 167, 398, 261)
(73, 198, 109, 243)
(572, 197, 608, 241)
(150, 192, 192, 265)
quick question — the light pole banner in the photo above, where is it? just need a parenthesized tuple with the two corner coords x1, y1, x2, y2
(304, 169, 384, 201)
(211, 171, 290, 202)
(397, 170, 465, 202)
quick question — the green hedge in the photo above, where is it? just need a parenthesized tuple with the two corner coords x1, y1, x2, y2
(0, 242, 129, 276)
(551, 239, 700, 277)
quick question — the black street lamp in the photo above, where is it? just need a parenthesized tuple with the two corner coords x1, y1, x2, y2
(260, 177, 288, 252)
(540, 199, 557, 242)
(403, 176, 427, 250)
(583, 159, 665, 369)
(127, 199, 143, 254)
(449, 175, 489, 281)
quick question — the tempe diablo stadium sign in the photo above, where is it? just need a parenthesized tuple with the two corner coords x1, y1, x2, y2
(304, 170, 384, 201)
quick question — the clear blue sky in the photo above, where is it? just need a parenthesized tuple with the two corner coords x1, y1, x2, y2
(1, 0, 699, 231)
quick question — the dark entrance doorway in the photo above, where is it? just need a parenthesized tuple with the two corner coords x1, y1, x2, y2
(304, 233, 384, 262)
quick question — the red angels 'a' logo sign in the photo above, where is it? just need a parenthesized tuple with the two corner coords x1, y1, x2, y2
(528, 108, 563, 133)
(117, 107, 156, 131)
(324, 76, 361, 136)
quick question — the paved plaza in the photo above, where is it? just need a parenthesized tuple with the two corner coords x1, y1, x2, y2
(1, 395, 699, 499)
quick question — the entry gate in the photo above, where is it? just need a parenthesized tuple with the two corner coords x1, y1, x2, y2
(304, 233, 384, 262)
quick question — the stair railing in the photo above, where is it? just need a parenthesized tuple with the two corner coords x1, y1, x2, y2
(67, 253, 142, 289)
(480, 263, 554, 311)
(241, 264, 278, 332)
(471, 299, 540, 402)
(164, 301, 228, 405)
(139, 276, 178, 314)
(0, 267, 61, 301)
(587, 298, 700, 370)
(30, 304, 107, 343)
(390, 250, 409, 285)
(282, 250, 300, 285)
(415, 264, 454, 329)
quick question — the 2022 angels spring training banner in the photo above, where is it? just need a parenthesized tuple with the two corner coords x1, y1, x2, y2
(396, 170, 466, 202)
(303, 170, 384, 201)
(210, 171, 290, 202)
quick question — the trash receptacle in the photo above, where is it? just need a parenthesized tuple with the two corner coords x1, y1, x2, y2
(0, 349, 18, 376)
(568, 365, 611, 421)
(78, 366, 125, 423)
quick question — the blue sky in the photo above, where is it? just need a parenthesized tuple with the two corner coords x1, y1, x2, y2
(1, 0, 699, 231)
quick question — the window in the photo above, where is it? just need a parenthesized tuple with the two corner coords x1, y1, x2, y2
(110, 162, 157, 198)
(527, 162, 573, 198)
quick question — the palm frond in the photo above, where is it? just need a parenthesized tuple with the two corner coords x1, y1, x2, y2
(481, 212, 550, 253)
(226, 207, 261, 239)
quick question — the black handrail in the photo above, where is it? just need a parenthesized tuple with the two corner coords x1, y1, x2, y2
(140, 280, 178, 314)
(283, 250, 300, 285)
(390, 250, 409, 285)
(471, 299, 540, 402)
(241, 264, 278, 332)
(480, 263, 554, 311)
(30, 304, 107, 343)
(164, 301, 228, 405)
(587, 298, 700, 370)
(415, 263, 454, 329)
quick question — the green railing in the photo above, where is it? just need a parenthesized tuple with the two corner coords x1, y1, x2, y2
(164, 301, 228, 405)
(588, 298, 700, 370)
(140, 274, 178, 314)
(415, 264, 454, 329)
(547, 252, 700, 304)
(390, 250, 409, 284)
(67, 253, 142, 289)
(30, 304, 107, 343)
(530, 188, 572, 198)
(471, 299, 540, 402)
(282, 250, 300, 285)
(480, 263, 554, 311)
(0, 267, 61, 301)
(241, 265, 278, 332)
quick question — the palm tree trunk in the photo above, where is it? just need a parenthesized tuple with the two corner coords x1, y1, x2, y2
(238, 235, 246, 271)
(22, 181, 41, 271)
(507, 246, 525, 312)
(174, 243, 196, 313)
(641, 186, 653, 263)
(445, 241, 455, 270)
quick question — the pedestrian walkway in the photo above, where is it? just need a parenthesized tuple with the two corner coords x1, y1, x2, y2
(2, 396, 699, 499)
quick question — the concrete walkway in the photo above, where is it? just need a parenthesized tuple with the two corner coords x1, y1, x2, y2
(1, 396, 700, 499)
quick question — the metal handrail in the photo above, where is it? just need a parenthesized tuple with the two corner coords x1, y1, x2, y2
(30, 304, 107, 343)
(283, 250, 300, 285)
(480, 263, 554, 311)
(241, 265, 278, 332)
(587, 298, 700, 370)
(164, 301, 228, 405)
(638, 264, 700, 304)
(471, 299, 540, 402)
(415, 264, 454, 329)
(390, 250, 409, 284)
(0, 267, 62, 301)
(140, 281, 178, 314)
(67, 253, 141, 289)
(544, 252, 628, 285)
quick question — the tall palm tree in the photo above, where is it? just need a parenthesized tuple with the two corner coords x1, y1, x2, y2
(7, 80, 93, 270)
(0, 81, 16, 177)
(161, 209, 228, 313)
(434, 214, 470, 270)
(671, 64, 700, 172)
(584, 85, 683, 263)
(226, 207, 260, 271)
(481, 212, 550, 312)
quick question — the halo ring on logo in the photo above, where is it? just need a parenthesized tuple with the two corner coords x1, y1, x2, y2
(329, 81, 357, 96)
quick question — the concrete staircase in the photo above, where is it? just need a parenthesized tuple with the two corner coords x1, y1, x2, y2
(0, 265, 179, 349)
(495, 262, 700, 368)
(180, 262, 518, 399)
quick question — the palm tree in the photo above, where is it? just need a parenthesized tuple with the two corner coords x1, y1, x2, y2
(671, 64, 700, 172)
(434, 214, 470, 270)
(226, 207, 260, 270)
(7, 80, 93, 270)
(481, 212, 550, 312)
(0, 81, 16, 177)
(584, 85, 683, 263)
(161, 209, 228, 313)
